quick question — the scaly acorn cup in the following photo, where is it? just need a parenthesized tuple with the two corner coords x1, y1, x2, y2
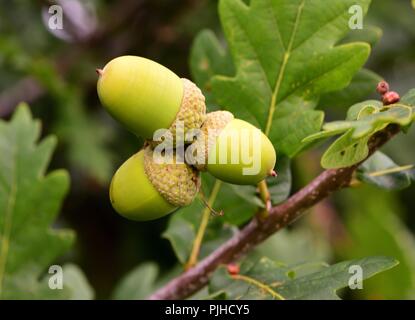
(110, 146, 200, 221)
(97, 55, 206, 144)
(190, 111, 276, 185)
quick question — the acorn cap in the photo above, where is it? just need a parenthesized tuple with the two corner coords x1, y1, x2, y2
(190, 110, 277, 185)
(97, 56, 206, 141)
(159, 78, 207, 146)
(192, 110, 234, 171)
(144, 147, 201, 207)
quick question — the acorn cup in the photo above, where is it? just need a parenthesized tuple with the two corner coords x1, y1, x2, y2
(110, 146, 200, 221)
(97, 55, 206, 144)
(189, 111, 277, 185)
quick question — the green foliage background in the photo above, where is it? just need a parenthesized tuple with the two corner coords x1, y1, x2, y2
(1, 0, 415, 299)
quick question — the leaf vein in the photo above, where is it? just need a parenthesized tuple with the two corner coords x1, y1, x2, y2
(291, 3, 352, 52)
(265, 0, 305, 136)
(279, 50, 364, 108)
(267, 0, 286, 52)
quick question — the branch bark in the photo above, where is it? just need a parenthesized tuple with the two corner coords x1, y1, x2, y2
(149, 124, 400, 300)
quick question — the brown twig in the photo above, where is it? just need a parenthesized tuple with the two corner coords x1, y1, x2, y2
(149, 124, 400, 300)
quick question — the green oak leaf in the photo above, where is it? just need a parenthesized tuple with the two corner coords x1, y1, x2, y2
(190, 29, 234, 108)
(0, 104, 92, 299)
(303, 100, 383, 143)
(190, 23, 382, 123)
(402, 89, 415, 115)
(303, 93, 415, 169)
(253, 227, 331, 265)
(319, 69, 382, 111)
(346, 100, 383, 121)
(208, 256, 397, 300)
(112, 263, 159, 300)
(208, 0, 371, 157)
(399, 89, 415, 132)
(61, 264, 94, 300)
(340, 25, 383, 47)
(340, 188, 415, 299)
(320, 105, 413, 169)
(163, 200, 205, 264)
(335, 105, 412, 139)
(162, 195, 237, 265)
(303, 101, 411, 145)
(320, 105, 413, 144)
(321, 129, 372, 169)
(357, 152, 413, 190)
(319, 24, 382, 110)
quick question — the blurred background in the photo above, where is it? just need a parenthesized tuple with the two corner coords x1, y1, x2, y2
(0, 0, 414, 299)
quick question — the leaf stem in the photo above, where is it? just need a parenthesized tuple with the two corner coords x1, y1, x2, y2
(350, 164, 414, 187)
(368, 164, 414, 177)
(186, 180, 222, 270)
(231, 274, 285, 300)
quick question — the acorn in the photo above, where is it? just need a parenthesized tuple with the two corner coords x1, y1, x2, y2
(110, 146, 200, 221)
(189, 111, 276, 185)
(97, 55, 206, 143)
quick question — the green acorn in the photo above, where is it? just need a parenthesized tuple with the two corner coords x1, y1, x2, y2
(110, 146, 200, 221)
(97, 55, 206, 142)
(190, 111, 276, 185)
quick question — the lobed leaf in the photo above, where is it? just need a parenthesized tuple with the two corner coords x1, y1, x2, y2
(321, 129, 372, 169)
(346, 100, 383, 121)
(163, 195, 237, 265)
(340, 25, 383, 47)
(357, 152, 413, 190)
(340, 188, 415, 299)
(319, 24, 383, 110)
(319, 69, 382, 111)
(304, 90, 415, 169)
(190, 29, 234, 108)
(112, 263, 159, 300)
(191, 0, 372, 157)
(209, 256, 398, 300)
(0, 104, 92, 299)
